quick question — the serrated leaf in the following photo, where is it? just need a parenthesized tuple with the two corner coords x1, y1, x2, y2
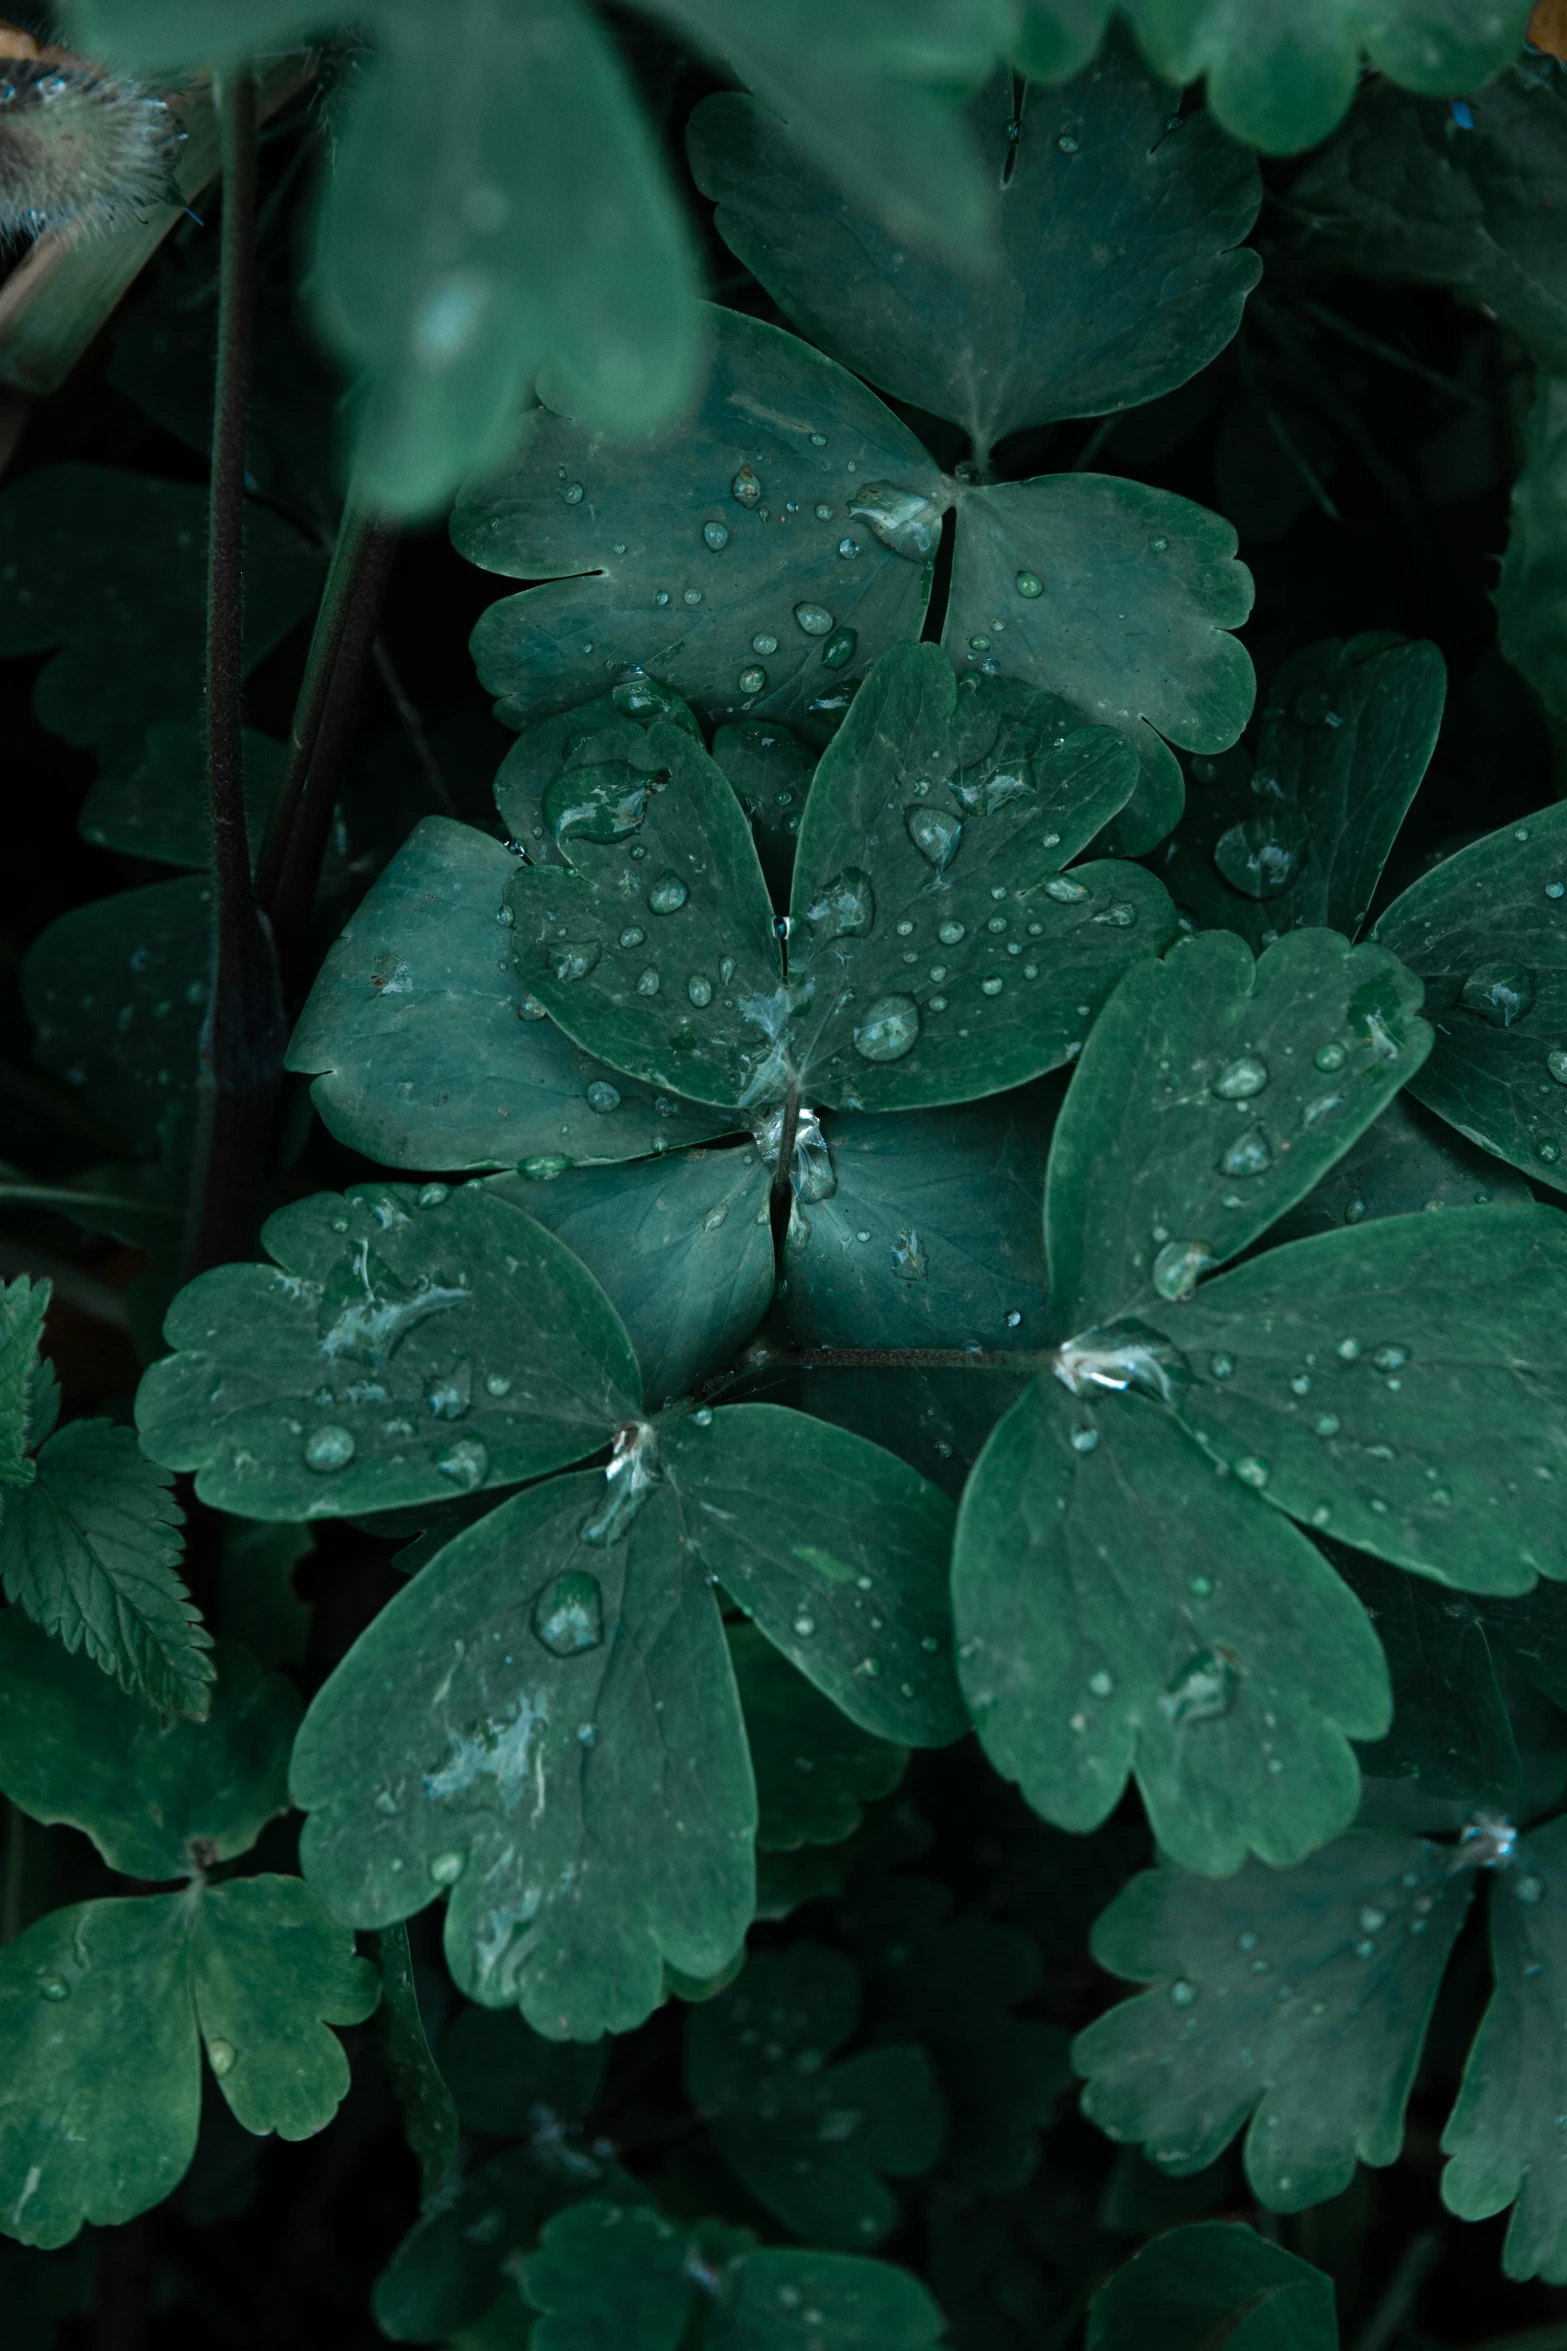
(729, 1623, 906, 1853)
(135, 1179, 642, 1519)
(689, 47, 1259, 467)
(291, 1472, 755, 2040)
(376, 1921, 459, 2202)
(1162, 635, 1446, 947)
(1375, 801, 1567, 1190)
(487, 1148, 773, 1409)
(188, 1874, 379, 2137)
(0, 1420, 210, 1718)
(1442, 1816, 1567, 2281)
(688, 1943, 944, 2247)
(0, 1278, 47, 1486)
(1293, 69, 1567, 361)
(439, 2000, 608, 2138)
(1498, 370, 1567, 733)
(1264, 1089, 1532, 1248)
(664, 1403, 966, 1747)
(0, 1616, 296, 1880)
(78, 720, 284, 871)
(24, 876, 210, 1159)
(286, 817, 728, 1174)
(952, 1378, 1389, 1872)
(454, 305, 941, 750)
(1085, 2220, 1337, 2351)
(1075, 1830, 1473, 2209)
(0, 465, 320, 755)
(1334, 1549, 1520, 1806)
(1045, 929, 1432, 1332)
(1170, 1208, 1567, 1596)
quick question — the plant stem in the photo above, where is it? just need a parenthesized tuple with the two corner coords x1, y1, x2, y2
(184, 65, 286, 1281)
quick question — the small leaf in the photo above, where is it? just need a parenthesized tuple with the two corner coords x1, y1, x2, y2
(78, 720, 284, 871)
(687, 1943, 945, 2247)
(952, 1379, 1389, 1872)
(1265, 1089, 1532, 1249)
(291, 1472, 754, 2041)
(1335, 1549, 1521, 1807)
(187, 1875, 379, 2139)
(730, 1623, 906, 1853)
(1163, 635, 1446, 947)
(1497, 370, 1567, 735)
(1086, 2219, 1337, 2351)
(376, 1921, 459, 2202)
(1076, 1830, 1473, 2209)
(1443, 1817, 1567, 2282)
(524, 2204, 718, 2351)
(664, 1403, 966, 1747)
(0, 1278, 47, 1486)
(0, 1894, 197, 2248)
(488, 1147, 773, 1409)
(286, 817, 729, 1174)
(0, 1420, 210, 1718)
(453, 304, 941, 749)
(689, 47, 1260, 467)
(1374, 800, 1567, 1192)
(439, 2000, 607, 2138)
(1171, 1207, 1567, 1596)
(710, 2245, 946, 2351)
(1045, 928, 1432, 1332)
(135, 1179, 642, 1519)
(0, 1616, 297, 1881)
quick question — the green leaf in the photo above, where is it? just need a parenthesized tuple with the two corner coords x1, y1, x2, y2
(0, 465, 320, 754)
(439, 2000, 608, 2138)
(1162, 635, 1446, 949)
(525, 2204, 716, 2351)
(376, 1922, 459, 2202)
(943, 473, 1255, 854)
(187, 1874, 379, 2137)
(1170, 1207, 1567, 1596)
(1334, 1550, 1521, 1806)
(453, 305, 941, 750)
(783, 1096, 1052, 1353)
(1264, 1089, 1532, 1249)
(1375, 802, 1567, 1191)
(135, 1178, 642, 1519)
(313, 0, 699, 517)
(291, 1471, 755, 2040)
(487, 1149, 773, 1410)
(687, 1943, 945, 2247)
(0, 1420, 210, 1719)
(0, 1616, 296, 1880)
(1012, 0, 1116, 80)
(1292, 71, 1567, 363)
(1498, 370, 1567, 733)
(24, 876, 210, 1159)
(1045, 929, 1432, 1332)
(0, 1894, 197, 2248)
(0, 1278, 47, 1487)
(78, 720, 284, 871)
(729, 1623, 906, 1852)
(1085, 2220, 1337, 2351)
(951, 1378, 1390, 1871)
(286, 817, 729, 1174)
(68, 0, 322, 68)
(664, 1403, 966, 1747)
(1075, 1829, 1474, 2208)
(493, 684, 702, 866)
(689, 48, 1260, 467)
(712, 719, 818, 905)
(709, 2247, 946, 2351)
(1443, 1816, 1567, 2281)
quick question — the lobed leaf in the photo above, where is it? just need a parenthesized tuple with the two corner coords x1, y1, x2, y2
(1085, 2219, 1337, 2351)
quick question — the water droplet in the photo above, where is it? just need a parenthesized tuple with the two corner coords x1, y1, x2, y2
(1518, 1874, 1544, 1905)
(1235, 1457, 1270, 1488)
(533, 1569, 604, 1656)
(981, 976, 1004, 997)
(1072, 1427, 1100, 1453)
(703, 521, 729, 551)
(793, 1613, 816, 1637)
(586, 1080, 621, 1114)
(821, 626, 857, 669)
(1214, 812, 1308, 898)
(636, 969, 660, 995)
(1337, 1337, 1361, 1361)
(417, 1183, 449, 1208)
(1549, 1050, 1567, 1084)
(752, 632, 779, 656)
(1541, 1140, 1562, 1165)
(1314, 1413, 1340, 1437)
(732, 463, 762, 507)
(1089, 1669, 1113, 1696)
(1220, 1128, 1271, 1177)
(693, 1406, 714, 1426)
(485, 1372, 512, 1396)
(1153, 1240, 1215, 1301)
(517, 993, 548, 1020)
(1372, 1345, 1407, 1371)
(435, 1438, 488, 1490)
(1314, 1041, 1347, 1071)
(890, 1229, 928, 1280)
(305, 1424, 355, 1473)
(561, 482, 584, 504)
(1150, 535, 1169, 552)
(853, 995, 920, 1063)
(1161, 1648, 1238, 1725)
(543, 762, 654, 845)
(208, 2036, 237, 2075)
(1462, 962, 1534, 1028)
(794, 603, 834, 636)
(1170, 1978, 1196, 2006)
(1359, 1906, 1386, 1932)
(424, 1361, 472, 1420)
(1214, 1055, 1268, 1099)
(738, 665, 766, 694)
(805, 867, 875, 938)
(37, 1975, 69, 2002)
(1046, 876, 1088, 903)
(429, 1851, 464, 1885)
(1549, 881, 1567, 901)
(1210, 1354, 1235, 1379)
(906, 805, 962, 871)
(521, 1155, 570, 1181)
(683, 588, 703, 606)
(1057, 132, 1079, 151)
(688, 974, 713, 1006)
(550, 940, 602, 984)
(845, 481, 942, 560)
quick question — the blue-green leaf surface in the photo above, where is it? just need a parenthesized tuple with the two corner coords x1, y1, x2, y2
(730, 1624, 906, 1853)
(1086, 2220, 1337, 2351)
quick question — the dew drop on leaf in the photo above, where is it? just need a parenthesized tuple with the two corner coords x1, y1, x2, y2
(906, 806, 962, 870)
(1015, 570, 1043, 598)
(1314, 1041, 1347, 1071)
(1045, 877, 1088, 903)
(852, 995, 920, 1063)
(1160, 1648, 1239, 1725)
(752, 632, 778, 655)
(305, 1424, 355, 1472)
(688, 975, 713, 1006)
(1152, 1240, 1214, 1301)
(586, 1081, 621, 1113)
(703, 521, 729, 551)
(738, 665, 766, 693)
(731, 463, 762, 508)
(805, 867, 875, 938)
(435, 1439, 488, 1490)
(1461, 962, 1535, 1028)
(1219, 1128, 1271, 1177)
(37, 1975, 69, 2002)
(794, 603, 834, 636)
(648, 873, 688, 915)
(1548, 1049, 1567, 1084)
(1213, 1054, 1268, 1099)
(429, 1852, 464, 1885)
(207, 2037, 237, 2075)
(821, 627, 857, 670)
(550, 940, 602, 984)
(532, 1570, 605, 1657)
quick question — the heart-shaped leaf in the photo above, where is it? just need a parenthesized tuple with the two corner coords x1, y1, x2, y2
(492, 681, 701, 864)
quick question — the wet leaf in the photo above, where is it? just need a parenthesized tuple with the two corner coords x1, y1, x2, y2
(689, 46, 1260, 465)
(291, 1471, 755, 2041)
(0, 1419, 210, 1719)
(687, 1943, 945, 2247)
(1046, 929, 1432, 1333)
(1443, 1816, 1567, 2282)
(492, 684, 702, 867)
(729, 1624, 907, 1852)
(376, 1921, 459, 2202)
(1374, 801, 1567, 1192)
(1334, 1550, 1521, 1807)
(1264, 1089, 1532, 1248)
(135, 1179, 642, 1520)
(0, 1617, 296, 1880)
(712, 718, 818, 905)
(454, 305, 940, 749)
(1076, 1829, 1473, 2208)
(1085, 2219, 1337, 2351)
(287, 818, 728, 1174)
(951, 1378, 1390, 1872)
(1171, 1207, 1567, 1597)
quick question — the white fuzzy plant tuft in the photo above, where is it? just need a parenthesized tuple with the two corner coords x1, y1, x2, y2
(0, 29, 179, 243)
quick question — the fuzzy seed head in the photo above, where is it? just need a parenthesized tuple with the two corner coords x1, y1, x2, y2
(0, 33, 179, 244)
